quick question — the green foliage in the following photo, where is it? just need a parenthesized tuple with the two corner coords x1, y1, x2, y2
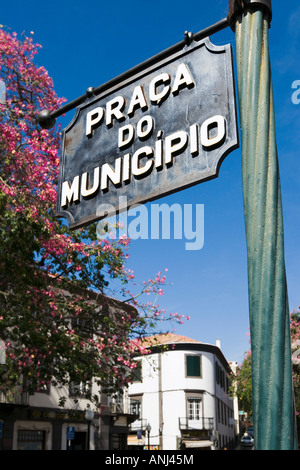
(231, 352, 253, 416)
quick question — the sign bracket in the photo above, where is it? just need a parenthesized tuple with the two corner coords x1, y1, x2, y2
(37, 17, 229, 130)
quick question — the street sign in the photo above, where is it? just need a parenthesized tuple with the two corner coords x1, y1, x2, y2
(56, 38, 238, 229)
(67, 426, 75, 440)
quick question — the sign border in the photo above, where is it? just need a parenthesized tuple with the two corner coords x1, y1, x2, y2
(56, 37, 239, 229)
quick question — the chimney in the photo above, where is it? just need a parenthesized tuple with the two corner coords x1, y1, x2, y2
(216, 339, 221, 349)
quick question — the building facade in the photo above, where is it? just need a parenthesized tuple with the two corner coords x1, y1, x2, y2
(0, 383, 138, 450)
(0, 383, 96, 450)
(0, 293, 138, 451)
(127, 333, 237, 450)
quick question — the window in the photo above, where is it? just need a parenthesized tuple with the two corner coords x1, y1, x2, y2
(69, 381, 91, 398)
(71, 316, 93, 338)
(216, 361, 227, 390)
(111, 392, 125, 413)
(130, 397, 142, 417)
(17, 430, 45, 450)
(187, 397, 202, 420)
(131, 360, 142, 382)
(186, 355, 201, 377)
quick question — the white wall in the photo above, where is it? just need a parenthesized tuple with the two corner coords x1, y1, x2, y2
(128, 346, 234, 450)
(28, 381, 98, 411)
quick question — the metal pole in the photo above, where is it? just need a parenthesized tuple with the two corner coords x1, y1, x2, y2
(87, 421, 90, 450)
(229, 0, 298, 450)
(146, 423, 151, 450)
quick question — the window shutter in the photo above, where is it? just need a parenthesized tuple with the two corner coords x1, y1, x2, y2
(186, 355, 201, 377)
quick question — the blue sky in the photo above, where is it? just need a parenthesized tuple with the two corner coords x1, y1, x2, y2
(2, 1, 300, 364)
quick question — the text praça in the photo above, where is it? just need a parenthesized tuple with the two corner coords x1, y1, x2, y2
(61, 63, 227, 209)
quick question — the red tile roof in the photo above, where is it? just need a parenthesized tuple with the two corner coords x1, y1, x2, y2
(139, 332, 202, 348)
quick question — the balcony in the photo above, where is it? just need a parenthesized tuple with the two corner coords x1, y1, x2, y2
(179, 417, 213, 431)
(0, 390, 29, 406)
(110, 399, 139, 416)
(129, 418, 147, 432)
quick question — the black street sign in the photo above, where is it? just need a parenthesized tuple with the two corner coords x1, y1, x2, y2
(56, 38, 238, 229)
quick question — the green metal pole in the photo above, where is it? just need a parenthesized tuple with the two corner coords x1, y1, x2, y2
(229, 0, 298, 450)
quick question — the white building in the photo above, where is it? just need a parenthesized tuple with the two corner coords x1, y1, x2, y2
(0, 369, 139, 450)
(127, 333, 237, 450)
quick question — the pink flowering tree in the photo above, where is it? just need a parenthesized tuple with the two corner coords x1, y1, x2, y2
(291, 310, 300, 439)
(0, 29, 187, 403)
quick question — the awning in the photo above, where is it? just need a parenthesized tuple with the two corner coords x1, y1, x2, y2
(183, 440, 213, 448)
(127, 435, 145, 446)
